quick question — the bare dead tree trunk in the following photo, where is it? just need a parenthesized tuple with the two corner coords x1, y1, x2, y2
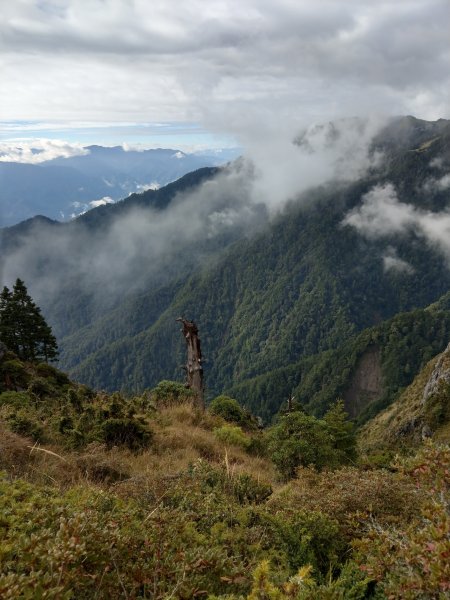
(287, 393, 295, 413)
(176, 318, 205, 410)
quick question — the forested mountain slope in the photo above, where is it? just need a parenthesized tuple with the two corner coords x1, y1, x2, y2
(228, 301, 450, 421)
(2, 116, 450, 421)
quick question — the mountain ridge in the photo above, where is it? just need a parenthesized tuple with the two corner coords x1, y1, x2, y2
(2, 115, 450, 423)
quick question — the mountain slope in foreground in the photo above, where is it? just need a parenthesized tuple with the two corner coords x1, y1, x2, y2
(1, 345, 449, 598)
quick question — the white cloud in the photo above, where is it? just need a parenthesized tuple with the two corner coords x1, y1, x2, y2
(436, 174, 450, 191)
(422, 173, 450, 194)
(2, 161, 266, 305)
(343, 182, 450, 262)
(383, 246, 415, 274)
(0, 138, 89, 163)
(135, 182, 160, 192)
(342, 184, 416, 238)
(89, 196, 115, 208)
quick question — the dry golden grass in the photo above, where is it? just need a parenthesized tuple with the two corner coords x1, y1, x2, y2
(125, 401, 277, 490)
(0, 402, 277, 496)
(0, 422, 36, 477)
(0, 420, 84, 487)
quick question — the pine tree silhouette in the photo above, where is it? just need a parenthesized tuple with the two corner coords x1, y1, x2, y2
(0, 279, 58, 362)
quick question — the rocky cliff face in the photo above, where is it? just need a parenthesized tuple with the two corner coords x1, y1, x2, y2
(343, 347, 383, 418)
(422, 342, 450, 405)
(359, 344, 450, 453)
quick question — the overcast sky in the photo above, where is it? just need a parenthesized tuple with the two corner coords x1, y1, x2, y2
(1, 0, 449, 148)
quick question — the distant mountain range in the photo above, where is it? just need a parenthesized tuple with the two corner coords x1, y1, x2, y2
(0, 145, 240, 226)
(2, 116, 450, 423)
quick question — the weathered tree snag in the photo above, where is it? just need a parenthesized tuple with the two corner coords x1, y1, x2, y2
(287, 392, 295, 413)
(176, 317, 205, 410)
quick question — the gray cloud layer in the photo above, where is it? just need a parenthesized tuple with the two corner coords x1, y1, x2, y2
(1, 0, 449, 127)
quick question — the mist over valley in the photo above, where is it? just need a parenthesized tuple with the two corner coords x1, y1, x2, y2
(1, 2, 450, 597)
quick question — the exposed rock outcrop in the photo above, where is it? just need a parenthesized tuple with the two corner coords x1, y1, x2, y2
(422, 342, 450, 405)
(359, 342, 450, 453)
(344, 347, 383, 418)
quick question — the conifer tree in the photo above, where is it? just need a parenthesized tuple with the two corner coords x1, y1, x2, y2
(0, 286, 15, 352)
(324, 399, 357, 463)
(0, 279, 58, 362)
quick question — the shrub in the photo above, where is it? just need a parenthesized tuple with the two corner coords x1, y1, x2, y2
(209, 395, 248, 424)
(268, 412, 336, 480)
(186, 459, 272, 506)
(151, 380, 194, 406)
(354, 443, 450, 598)
(0, 391, 32, 408)
(98, 417, 152, 451)
(247, 433, 268, 457)
(7, 410, 45, 442)
(231, 473, 272, 505)
(35, 362, 70, 386)
(0, 359, 29, 390)
(214, 424, 250, 449)
(0, 474, 278, 598)
(27, 376, 54, 399)
(268, 465, 422, 542)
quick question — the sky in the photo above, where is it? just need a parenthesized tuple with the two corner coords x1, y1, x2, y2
(1, 0, 449, 153)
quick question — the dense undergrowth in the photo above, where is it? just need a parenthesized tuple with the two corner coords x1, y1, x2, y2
(0, 353, 449, 598)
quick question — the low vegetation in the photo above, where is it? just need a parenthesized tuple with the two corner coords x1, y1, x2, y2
(0, 351, 449, 598)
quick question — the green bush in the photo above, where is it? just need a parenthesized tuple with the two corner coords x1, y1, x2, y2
(247, 433, 268, 457)
(98, 417, 152, 450)
(0, 359, 29, 390)
(0, 391, 32, 408)
(35, 362, 70, 386)
(0, 474, 279, 598)
(231, 473, 272, 505)
(151, 380, 194, 406)
(268, 412, 336, 480)
(354, 443, 450, 598)
(214, 424, 250, 448)
(27, 376, 54, 399)
(209, 395, 248, 424)
(7, 410, 44, 442)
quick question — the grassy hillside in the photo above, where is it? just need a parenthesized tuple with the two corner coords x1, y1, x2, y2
(1, 352, 449, 598)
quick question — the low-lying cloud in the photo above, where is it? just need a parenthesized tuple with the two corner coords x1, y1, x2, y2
(0, 138, 89, 164)
(2, 117, 388, 316)
(235, 115, 386, 211)
(343, 182, 450, 261)
(2, 161, 265, 318)
(382, 246, 415, 275)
